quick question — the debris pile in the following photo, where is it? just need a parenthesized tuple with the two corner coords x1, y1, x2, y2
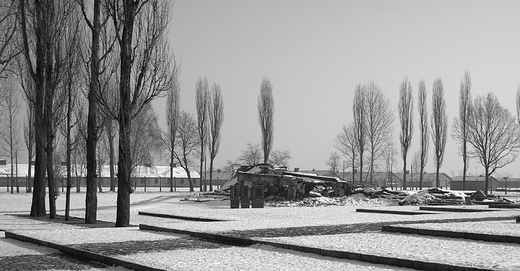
(469, 190, 515, 205)
(265, 193, 389, 207)
(396, 188, 516, 206)
(398, 188, 466, 206)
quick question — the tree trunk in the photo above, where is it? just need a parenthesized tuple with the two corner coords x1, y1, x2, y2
(419, 170, 423, 190)
(45, 47, 56, 219)
(186, 170, 193, 192)
(10, 146, 14, 194)
(199, 158, 203, 191)
(402, 159, 407, 190)
(352, 160, 355, 185)
(436, 165, 440, 188)
(65, 142, 71, 221)
(27, 156, 32, 193)
(370, 153, 374, 185)
(462, 148, 467, 191)
(31, 124, 46, 217)
(107, 122, 116, 192)
(115, 1, 137, 227)
(170, 156, 174, 192)
(86, 0, 101, 224)
(484, 166, 489, 195)
(46, 132, 56, 219)
(359, 152, 363, 185)
(209, 158, 214, 191)
(116, 112, 132, 226)
(65, 85, 72, 221)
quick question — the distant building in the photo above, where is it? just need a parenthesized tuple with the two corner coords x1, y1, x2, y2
(451, 175, 499, 191)
(495, 177, 520, 191)
(0, 163, 202, 189)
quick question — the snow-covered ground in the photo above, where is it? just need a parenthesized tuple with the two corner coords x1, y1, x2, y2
(260, 232, 520, 271)
(1, 191, 519, 270)
(116, 244, 417, 271)
(391, 220, 520, 237)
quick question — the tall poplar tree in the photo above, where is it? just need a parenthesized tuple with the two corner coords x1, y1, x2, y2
(398, 78, 413, 190)
(431, 78, 448, 188)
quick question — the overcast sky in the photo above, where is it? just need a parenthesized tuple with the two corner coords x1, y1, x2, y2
(153, 0, 520, 177)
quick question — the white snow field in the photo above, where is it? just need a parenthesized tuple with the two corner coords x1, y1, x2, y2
(1, 191, 519, 270)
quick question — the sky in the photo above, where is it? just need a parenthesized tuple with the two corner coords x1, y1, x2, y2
(151, 0, 520, 177)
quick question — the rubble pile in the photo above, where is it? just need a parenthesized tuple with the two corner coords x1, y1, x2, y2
(265, 193, 391, 207)
(397, 188, 516, 206)
(398, 188, 466, 206)
(469, 190, 515, 205)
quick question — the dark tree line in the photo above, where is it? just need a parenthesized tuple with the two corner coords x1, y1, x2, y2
(1, 0, 178, 228)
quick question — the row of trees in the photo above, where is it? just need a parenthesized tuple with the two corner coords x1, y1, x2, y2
(163, 76, 225, 192)
(334, 81, 394, 185)
(7, 0, 178, 226)
(335, 72, 520, 195)
(0, 0, 230, 226)
(453, 72, 520, 195)
(0, 1, 21, 195)
(0, 0, 226, 228)
(224, 77, 294, 171)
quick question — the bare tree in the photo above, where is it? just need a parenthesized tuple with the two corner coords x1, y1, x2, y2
(72, 106, 88, 193)
(17, 65, 35, 193)
(223, 159, 241, 172)
(353, 84, 366, 184)
(258, 78, 274, 164)
(104, 119, 117, 191)
(335, 123, 358, 184)
(452, 71, 471, 190)
(19, 0, 77, 218)
(326, 151, 341, 174)
(208, 83, 223, 191)
(164, 65, 180, 192)
(19, 0, 46, 216)
(468, 93, 520, 195)
(0, 0, 19, 77)
(431, 78, 447, 188)
(269, 149, 291, 167)
(417, 79, 429, 189)
(384, 140, 398, 189)
(517, 84, 520, 127)
(79, 0, 117, 224)
(130, 104, 162, 174)
(62, 25, 83, 220)
(411, 150, 421, 188)
(398, 77, 413, 190)
(105, 0, 173, 226)
(23, 98, 34, 193)
(236, 142, 262, 166)
(364, 81, 393, 185)
(196, 77, 209, 191)
(0, 77, 22, 194)
(173, 111, 199, 192)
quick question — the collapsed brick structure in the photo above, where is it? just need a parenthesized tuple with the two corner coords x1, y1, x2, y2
(233, 164, 352, 201)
